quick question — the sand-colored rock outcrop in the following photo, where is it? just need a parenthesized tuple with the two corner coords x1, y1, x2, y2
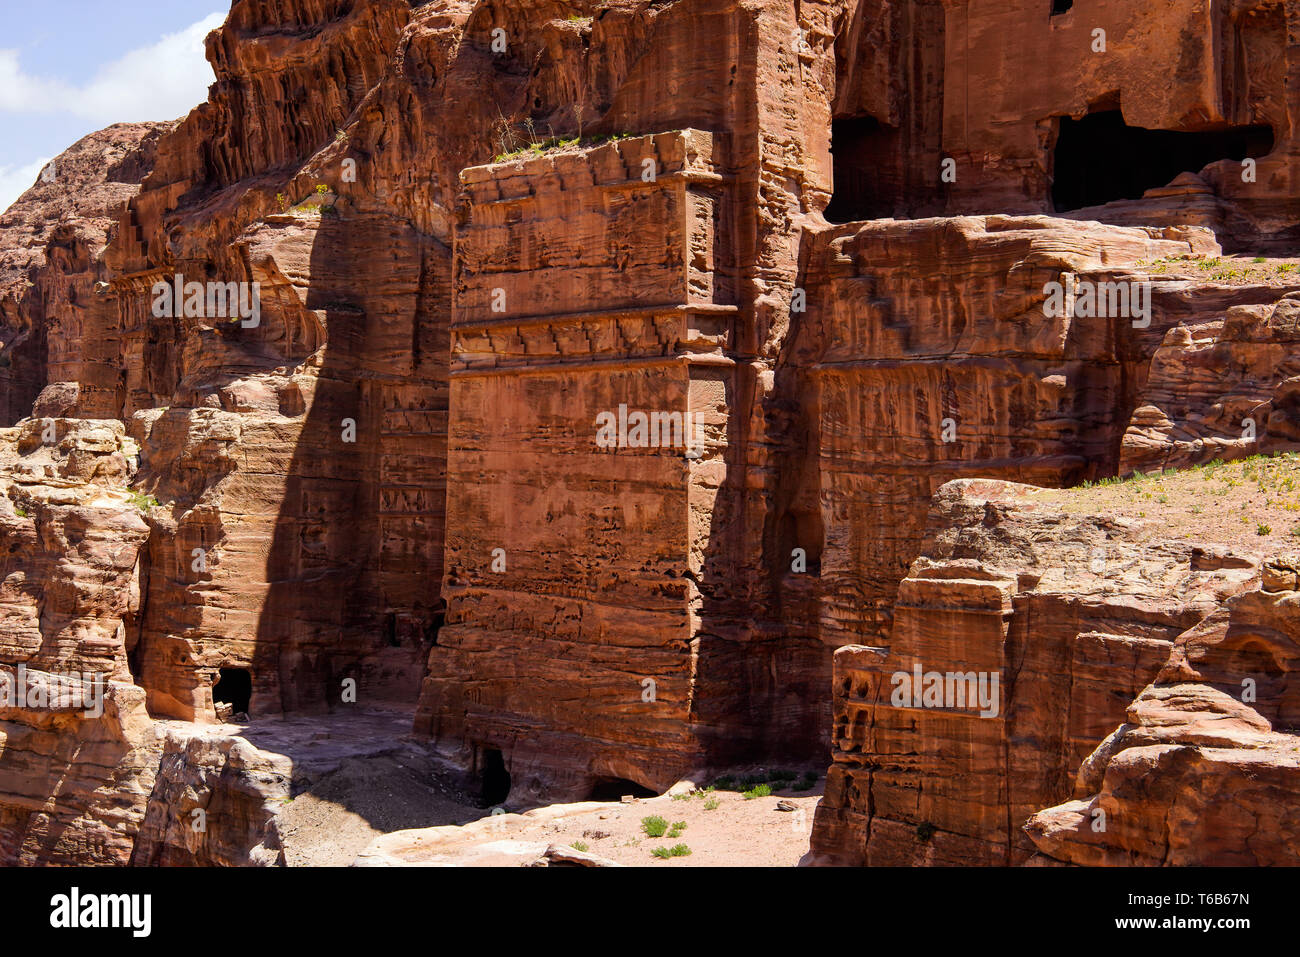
(0, 418, 153, 864)
(129, 728, 289, 866)
(1025, 559, 1300, 865)
(0, 123, 173, 424)
(1121, 294, 1300, 471)
(805, 477, 1260, 865)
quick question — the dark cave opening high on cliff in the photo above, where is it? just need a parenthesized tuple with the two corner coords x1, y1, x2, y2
(1051, 110, 1274, 211)
(213, 667, 252, 715)
(825, 115, 904, 222)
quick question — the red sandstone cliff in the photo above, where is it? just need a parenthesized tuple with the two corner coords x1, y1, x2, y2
(3, 0, 1300, 866)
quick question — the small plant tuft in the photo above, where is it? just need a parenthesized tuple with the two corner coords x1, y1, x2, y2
(651, 843, 692, 859)
(127, 491, 159, 513)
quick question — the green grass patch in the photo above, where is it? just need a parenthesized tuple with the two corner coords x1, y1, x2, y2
(126, 491, 159, 513)
(651, 843, 692, 859)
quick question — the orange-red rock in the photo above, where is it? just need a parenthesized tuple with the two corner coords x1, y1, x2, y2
(1026, 567, 1300, 865)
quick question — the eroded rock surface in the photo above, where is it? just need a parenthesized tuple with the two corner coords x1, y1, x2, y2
(0, 123, 173, 425)
(1121, 295, 1300, 471)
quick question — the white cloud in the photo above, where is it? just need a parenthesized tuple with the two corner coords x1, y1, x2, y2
(0, 12, 224, 214)
(0, 53, 69, 111)
(71, 12, 225, 124)
(0, 155, 52, 215)
(0, 11, 224, 125)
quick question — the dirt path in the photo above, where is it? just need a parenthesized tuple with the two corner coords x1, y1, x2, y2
(353, 771, 826, 867)
(194, 708, 825, 867)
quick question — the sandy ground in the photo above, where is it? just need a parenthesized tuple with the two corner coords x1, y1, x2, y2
(188, 708, 822, 866)
(275, 747, 490, 866)
(1136, 252, 1300, 285)
(283, 756, 825, 866)
(501, 781, 825, 867)
(353, 772, 826, 867)
(163, 709, 489, 866)
(1033, 451, 1300, 552)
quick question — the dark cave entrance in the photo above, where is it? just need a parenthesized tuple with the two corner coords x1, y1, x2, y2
(825, 115, 904, 222)
(213, 667, 252, 715)
(126, 640, 144, 687)
(480, 748, 511, 806)
(1234, 642, 1285, 680)
(424, 609, 444, 647)
(588, 777, 657, 801)
(778, 509, 822, 576)
(1051, 0, 1073, 14)
(1051, 110, 1274, 212)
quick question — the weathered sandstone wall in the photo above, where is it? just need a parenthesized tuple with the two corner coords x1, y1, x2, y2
(806, 478, 1258, 864)
(938, 0, 1300, 245)
(1026, 556, 1300, 865)
(1121, 295, 1300, 471)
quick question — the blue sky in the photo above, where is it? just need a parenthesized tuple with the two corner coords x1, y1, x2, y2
(0, 1, 225, 211)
